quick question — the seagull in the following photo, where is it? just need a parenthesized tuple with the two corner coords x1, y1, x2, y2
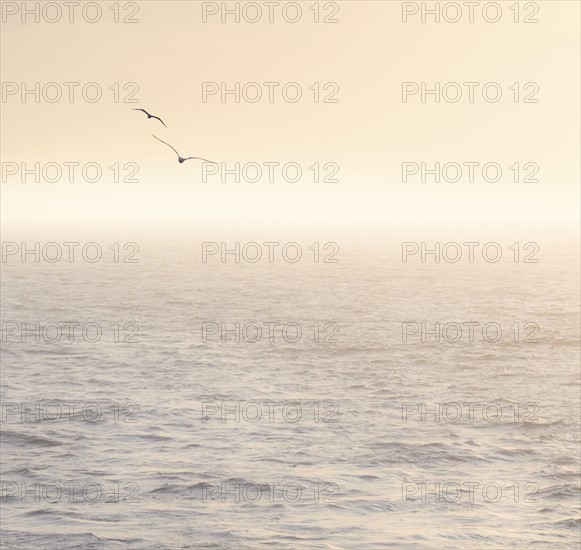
(152, 135, 217, 164)
(132, 108, 167, 127)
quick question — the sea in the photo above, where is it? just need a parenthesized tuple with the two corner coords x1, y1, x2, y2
(1, 235, 579, 549)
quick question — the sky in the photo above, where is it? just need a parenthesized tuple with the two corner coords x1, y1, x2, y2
(1, 0, 579, 239)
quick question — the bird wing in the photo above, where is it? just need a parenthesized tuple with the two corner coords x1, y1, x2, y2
(183, 156, 217, 164)
(152, 134, 180, 157)
(151, 115, 167, 128)
(133, 108, 148, 115)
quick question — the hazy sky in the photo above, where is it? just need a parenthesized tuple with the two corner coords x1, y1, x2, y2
(1, 1, 579, 237)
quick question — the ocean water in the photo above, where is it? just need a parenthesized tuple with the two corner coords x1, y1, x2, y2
(1, 238, 580, 549)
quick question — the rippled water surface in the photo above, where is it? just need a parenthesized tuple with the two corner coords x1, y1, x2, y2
(1, 241, 580, 549)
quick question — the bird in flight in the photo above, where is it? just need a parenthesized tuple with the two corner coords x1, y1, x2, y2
(133, 108, 167, 128)
(152, 135, 217, 164)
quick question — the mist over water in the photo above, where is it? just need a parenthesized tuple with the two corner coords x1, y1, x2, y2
(1, 239, 579, 548)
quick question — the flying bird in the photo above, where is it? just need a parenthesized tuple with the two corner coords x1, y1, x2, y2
(133, 108, 167, 127)
(152, 135, 217, 164)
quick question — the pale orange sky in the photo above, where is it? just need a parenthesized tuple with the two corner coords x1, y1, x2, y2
(1, 1, 579, 237)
